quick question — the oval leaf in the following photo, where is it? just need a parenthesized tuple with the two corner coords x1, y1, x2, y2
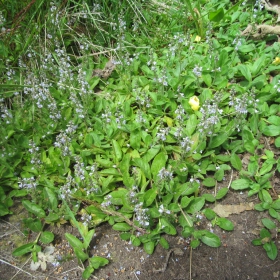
(159, 237, 169, 249)
(186, 197, 205, 214)
(144, 188, 157, 206)
(208, 132, 228, 149)
(151, 152, 167, 179)
(40, 231, 55, 244)
(261, 218, 276, 230)
(203, 177, 216, 187)
(262, 125, 280, 137)
(209, 8, 225, 22)
(216, 187, 228, 200)
(230, 154, 242, 171)
(201, 232, 221, 247)
(65, 233, 84, 250)
(89, 256, 109, 269)
(143, 241, 155, 254)
(12, 243, 34, 256)
(265, 242, 278, 260)
(22, 200, 45, 218)
(216, 217, 234, 231)
(112, 222, 132, 231)
(44, 187, 58, 210)
(231, 179, 250, 190)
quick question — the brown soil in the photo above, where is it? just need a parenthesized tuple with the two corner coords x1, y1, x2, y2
(1, 176, 280, 280)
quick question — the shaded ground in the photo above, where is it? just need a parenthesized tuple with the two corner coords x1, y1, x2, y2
(1, 173, 280, 280)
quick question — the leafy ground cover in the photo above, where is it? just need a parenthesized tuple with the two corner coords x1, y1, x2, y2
(0, 0, 280, 279)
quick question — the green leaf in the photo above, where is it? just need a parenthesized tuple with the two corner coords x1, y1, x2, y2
(202, 74, 212, 86)
(159, 237, 169, 249)
(239, 44, 255, 53)
(271, 199, 280, 210)
(40, 231, 55, 244)
(83, 229, 95, 249)
(218, 49, 228, 67)
(110, 188, 129, 205)
(131, 236, 141, 247)
(25, 218, 43, 232)
(251, 55, 265, 76)
(209, 8, 225, 22)
(231, 179, 250, 190)
(84, 134, 93, 148)
(230, 154, 242, 171)
(267, 115, 280, 126)
(112, 222, 132, 231)
(12, 243, 34, 256)
(119, 153, 130, 174)
(269, 208, 280, 220)
(260, 228, 271, 239)
(190, 239, 200, 249)
(208, 132, 228, 149)
(181, 196, 192, 208)
(254, 203, 265, 211)
(275, 137, 280, 148)
(142, 145, 161, 162)
(202, 177, 216, 187)
(179, 212, 193, 228)
(259, 161, 274, 176)
(89, 256, 109, 269)
(216, 217, 234, 231)
(143, 241, 155, 254)
(244, 141, 255, 154)
(82, 266, 94, 280)
(45, 212, 60, 222)
(151, 152, 167, 180)
(160, 217, 177, 235)
(202, 193, 216, 202)
(264, 242, 278, 261)
(214, 169, 224, 181)
(216, 187, 228, 200)
(120, 233, 131, 241)
(262, 125, 280, 137)
(112, 139, 123, 162)
(252, 238, 262, 246)
(22, 200, 45, 218)
(181, 226, 193, 238)
(144, 188, 157, 206)
(261, 218, 276, 230)
(185, 114, 198, 135)
(242, 128, 254, 142)
(238, 64, 252, 81)
(43, 187, 58, 210)
(65, 233, 84, 250)
(133, 158, 151, 179)
(259, 189, 272, 204)
(130, 129, 141, 149)
(74, 248, 89, 262)
(200, 231, 221, 247)
(186, 197, 205, 214)
(0, 204, 10, 216)
(203, 208, 216, 220)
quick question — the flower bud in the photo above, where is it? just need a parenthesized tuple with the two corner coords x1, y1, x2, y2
(189, 96, 200, 111)
(272, 57, 280, 66)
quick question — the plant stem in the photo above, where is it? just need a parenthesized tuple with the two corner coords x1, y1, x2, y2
(72, 195, 147, 234)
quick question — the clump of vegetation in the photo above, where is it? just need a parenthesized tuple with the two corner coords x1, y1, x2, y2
(1, 0, 280, 278)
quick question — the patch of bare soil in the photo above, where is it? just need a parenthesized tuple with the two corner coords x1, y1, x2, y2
(1, 174, 280, 280)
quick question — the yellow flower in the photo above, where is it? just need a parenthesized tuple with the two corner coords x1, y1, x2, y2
(194, 35, 201, 42)
(272, 57, 280, 65)
(189, 96, 200, 111)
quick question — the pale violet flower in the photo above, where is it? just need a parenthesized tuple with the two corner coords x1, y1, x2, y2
(30, 246, 56, 271)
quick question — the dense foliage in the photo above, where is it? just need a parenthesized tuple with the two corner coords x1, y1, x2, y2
(1, 0, 280, 278)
